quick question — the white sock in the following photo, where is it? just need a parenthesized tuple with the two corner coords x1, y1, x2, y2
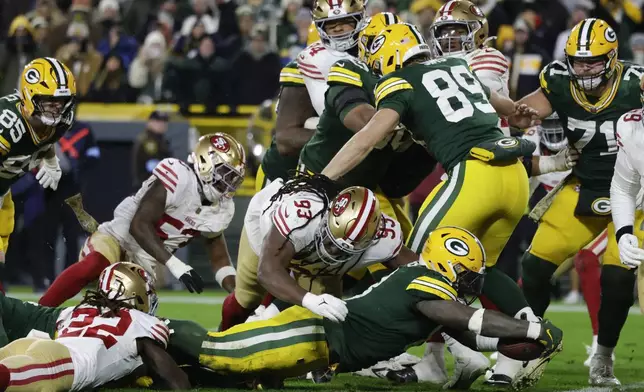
(596, 344, 614, 357)
(592, 335, 598, 347)
(514, 306, 539, 322)
(494, 353, 523, 377)
(411, 342, 446, 382)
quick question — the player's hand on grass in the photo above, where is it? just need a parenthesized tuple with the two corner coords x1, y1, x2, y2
(302, 293, 347, 323)
(166, 256, 204, 293)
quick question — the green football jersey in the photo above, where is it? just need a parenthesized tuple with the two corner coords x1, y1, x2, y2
(375, 57, 504, 172)
(0, 93, 72, 195)
(0, 293, 61, 347)
(325, 264, 457, 372)
(260, 60, 305, 182)
(299, 58, 395, 189)
(539, 60, 643, 191)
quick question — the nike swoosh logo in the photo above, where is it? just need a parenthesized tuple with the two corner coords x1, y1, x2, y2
(546, 329, 553, 341)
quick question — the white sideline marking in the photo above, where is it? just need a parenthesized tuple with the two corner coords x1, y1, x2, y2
(563, 381, 644, 391)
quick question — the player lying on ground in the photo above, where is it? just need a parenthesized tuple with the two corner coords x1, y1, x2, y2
(39, 133, 246, 307)
(0, 262, 189, 391)
(164, 227, 563, 390)
(221, 173, 416, 330)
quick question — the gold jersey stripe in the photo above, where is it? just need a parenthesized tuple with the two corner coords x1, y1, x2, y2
(415, 276, 458, 297)
(279, 75, 305, 85)
(410, 279, 457, 300)
(329, 66, 361, 80)
(406, 283, 455, 301)
(375, 81, 413, 106)
(569, 61, 623, 113)
(0, 136, 10, 152)
(327, 72, 363, 87)
(375, 77, 408, 97)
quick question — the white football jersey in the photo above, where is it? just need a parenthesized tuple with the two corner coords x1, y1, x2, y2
(297, 41, 354, 115)
(245, 180, 404, 277)
(522, 127, 571, 194)
(98, 158, 234, 277)
(465, 47, 511, 136)
(611, 109, 644, 231)
(55, 306, 169, 391)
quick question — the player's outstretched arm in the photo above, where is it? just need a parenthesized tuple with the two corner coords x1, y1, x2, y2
(205, 234, 235, 293)
(508, 88, 553, 129)
(383, 246, 419, 269)
(130, 180, 203, 293)
(275, 86, 316, 156)
(137, 338, 191, 390)
(322, 109, 399, 180)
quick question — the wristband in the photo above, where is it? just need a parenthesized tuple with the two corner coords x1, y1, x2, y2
(537, 155, 556, 174)
(476, 335, 499, 351)
(215, 265, 236, 287)
(165, 255, 191, 279)
(616, 225, 634, 243)
(467, 308, 485, 334)
(527, 322, 541, 339)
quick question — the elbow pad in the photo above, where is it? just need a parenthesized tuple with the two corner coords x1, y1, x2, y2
(304, 117, 319, 130)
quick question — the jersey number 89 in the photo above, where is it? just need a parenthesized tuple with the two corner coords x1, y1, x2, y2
(422, 65, 496, 123)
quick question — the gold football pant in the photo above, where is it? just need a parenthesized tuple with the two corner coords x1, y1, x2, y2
(527, 179, 611, 266)
(0, 338, 74, 391)
(407, 159, 529, 267)
(200, 306, 329, 378)
(0, 192, 15, 256)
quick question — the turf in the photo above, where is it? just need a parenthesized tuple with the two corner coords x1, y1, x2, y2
(13, 289, 642, 392)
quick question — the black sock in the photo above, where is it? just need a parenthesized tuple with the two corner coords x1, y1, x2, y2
(521, 253, 558, 317)
(597, 265, 635, 348)
(482, 266, 530, 316)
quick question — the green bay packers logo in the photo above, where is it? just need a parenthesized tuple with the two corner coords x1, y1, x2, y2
(370, 34, 386, 54)
(604, 27, 617, 43)
(591, 197, 611, 215)
(496, 137, 519, 148)
(24, 68, 40, 84)
(445, 238, 470, 257)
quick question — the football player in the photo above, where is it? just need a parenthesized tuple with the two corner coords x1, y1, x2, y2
(221, 174, 414, 329)
(0, 57, 76, 270)
(165, 227, 563, 391)
(0, 262, 189, 391)
(508, 18, 643, 386)
(39, 133, 245, 306)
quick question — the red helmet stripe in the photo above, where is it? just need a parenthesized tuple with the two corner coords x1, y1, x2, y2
(100, 263, 119, 293)
(346, 189, 376, 241)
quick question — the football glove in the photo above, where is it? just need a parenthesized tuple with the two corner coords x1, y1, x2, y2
(537, 319, 563, 356)
(302, 293, 347, 323)
(166, 256, 204, 293)
(537, 147, 578, 174)
(36, 156, 62, 190)
(618, 233, 644, 268)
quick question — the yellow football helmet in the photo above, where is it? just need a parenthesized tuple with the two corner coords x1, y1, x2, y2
(565, 18, 618, 91)
(307, 22, 321, 45)
(420, 226, 486, 302)
(311, 0, 366, 51)
(368, 22, 431, 76)
(19, 57, 76, 141)
(430, 0, 489, 57)
(316, 186, 381, 265)
(357, 12, 401, 63)
(97, 262, 159, 315)
(190, 133, 246, 202)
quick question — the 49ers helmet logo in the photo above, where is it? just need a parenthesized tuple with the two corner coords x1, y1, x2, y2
(332, 193, 351, 216)
(469, 5, 484, 17)
(445, 238, 470, 256)
(591, 197, 611, 215)
(211, 136, 230, 152)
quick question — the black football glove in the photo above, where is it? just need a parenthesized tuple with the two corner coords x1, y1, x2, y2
(180, 269, 204, 293)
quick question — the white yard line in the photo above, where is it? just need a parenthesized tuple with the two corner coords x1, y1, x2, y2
(563, 381, 644, 392)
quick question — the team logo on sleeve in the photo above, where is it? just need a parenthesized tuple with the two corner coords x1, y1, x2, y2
(445, 238, 470, 256)
(591, 197, 611, 215)
(211, 136, 230, 152)
(332, 193, 351, 216)
(24, 68, 41, 84)
(496, 137, 519, 148)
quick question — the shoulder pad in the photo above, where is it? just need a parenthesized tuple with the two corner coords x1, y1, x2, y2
(327, 58, 370, 88)
(617, 109, 644, 147)
(130, 310, 170, 348)
(280, 60, 304, 87)
(362, 214, 403, 263)
(272, 192, 325, 240)
(375, 75, 413, 106)
(539, 60, 568, 93)
(152, 158, 192, 195)
(468, 48, 509, 76)
(297, 42, 353, 81)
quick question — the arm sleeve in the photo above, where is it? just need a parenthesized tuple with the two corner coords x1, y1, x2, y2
(610, 140, 641, 234)
(325, 85, 371, 122)
(298, 59, 327, 115)
(374, 76, 414, 117)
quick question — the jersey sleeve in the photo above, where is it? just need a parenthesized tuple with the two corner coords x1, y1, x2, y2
(271, 193, 325, 252)
(539, 60, 567, 100)
(152, 158, 192, 207)
(130, 310, 170, 348)
(374, 75, 414, 117)
(279, 60, 305, 88)
(470, 49, 510, 97)
(298, 47, 328, 116)
(361, 213, 403, 264)
(0, 95, 25, 156)
(405, 271, 458, 301)
(611, 111, 642, 232)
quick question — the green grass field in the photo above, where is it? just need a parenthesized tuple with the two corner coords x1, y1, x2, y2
(11, 290, 644, 392)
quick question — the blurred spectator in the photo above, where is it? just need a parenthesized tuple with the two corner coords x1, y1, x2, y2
(631, 33, 644, 65)
(553, 0, 592, 61)
(46, 0, 98, 56)
(526, 0, 570, 58)
(40, 121, 100, 278)
(277, 0, 303, 50)
(129, 31, 171, 103)
(96, 22, 139, 70)
(0, 1, 32, 42)
(157, 11, 176, 45)
(173, 17, 214, 56)
(165, 35, 232, 109)
(31, 17, 53, 56)
(367, 0, 387, 16)
(25, 0, 66, 30)
(471, 0, 513, 38)
(507, 17, 552, 100)
(282, 8, 311, 62)
(179, 0, 218, 39)
(409, 0, 442, 39)
(55, 21, 103, 98)
(85, 54, 134, 102)
(132, 111, 172, 188)
(232, 24, 281, 105)
(0, 16, 44, 96)
(592, 0, 643, 60)
(236, 5, 255, 46)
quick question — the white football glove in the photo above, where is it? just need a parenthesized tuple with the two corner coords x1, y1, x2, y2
(537, 147, 579, 174)
(302, 292, 348, 323)
(36, 156, 62, 191)
(618, 233, 644, 268)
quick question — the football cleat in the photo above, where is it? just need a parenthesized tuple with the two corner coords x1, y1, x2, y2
(588, 354, 620, 387)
